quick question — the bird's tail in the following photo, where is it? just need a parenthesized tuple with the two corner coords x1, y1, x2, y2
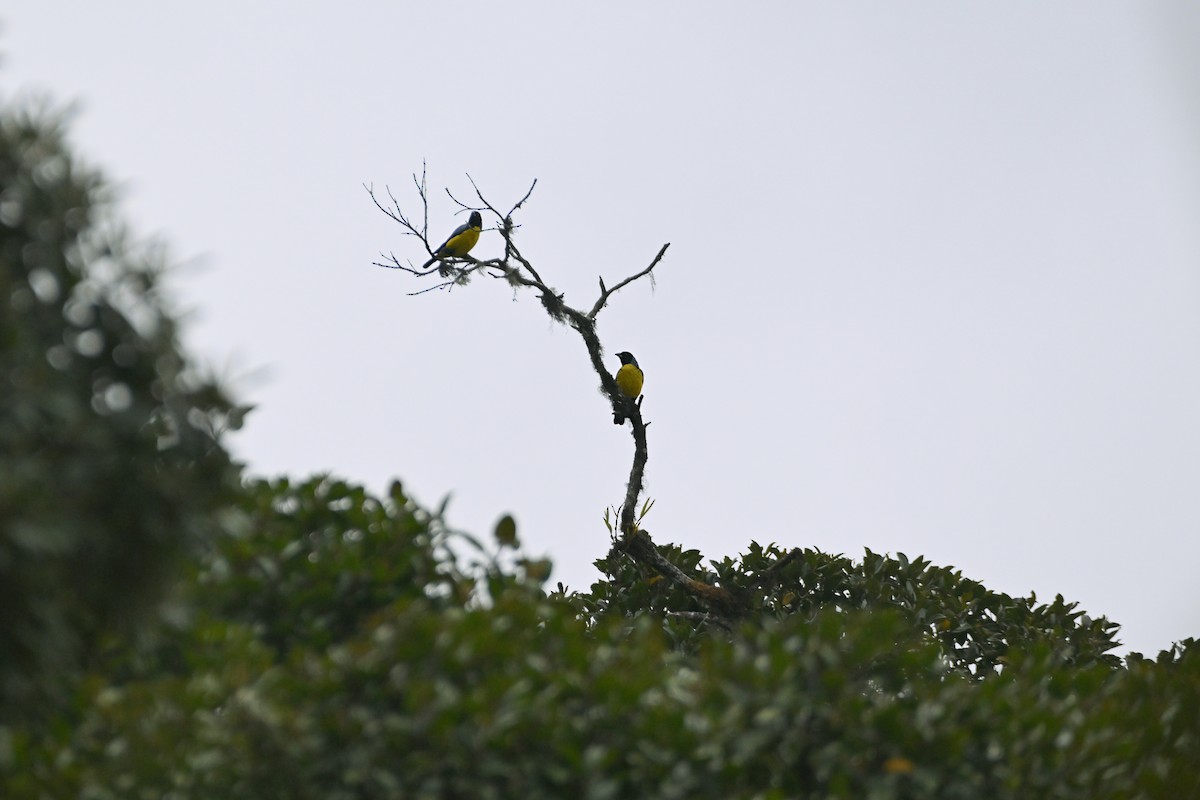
(421, 255, 437, 269)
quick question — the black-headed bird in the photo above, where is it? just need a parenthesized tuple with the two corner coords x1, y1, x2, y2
(422, 211, 483, 268)
(612, 351, 644, 425)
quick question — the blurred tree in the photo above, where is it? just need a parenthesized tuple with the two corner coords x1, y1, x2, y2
(0, 98, 237, 722)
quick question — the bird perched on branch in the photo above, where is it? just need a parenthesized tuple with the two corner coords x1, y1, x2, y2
(422, 210, 483, 268)
(612, 351, 644, 425)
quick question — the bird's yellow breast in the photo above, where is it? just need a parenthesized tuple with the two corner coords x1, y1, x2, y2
(615, 363, 644, 399)
(442, 226, 480, 258)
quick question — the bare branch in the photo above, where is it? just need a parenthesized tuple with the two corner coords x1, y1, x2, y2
(507, 178, 538, 217)
(587, 242, 670, 319)
(371, 250, 441, 277)
(365, 179, 439, 267)
(464, 173, 503, 218)
(508, 239, 547, 286)
(413, 161, 428, 241)
(445, 185, 486, 219)
(364, 184, 411, 230)
(387, 185, 410, 229)
(617, 403, 648, 536)
(408, 281, 457, 296)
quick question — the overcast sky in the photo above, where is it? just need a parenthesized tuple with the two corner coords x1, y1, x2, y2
(5, 3, 1199, 656)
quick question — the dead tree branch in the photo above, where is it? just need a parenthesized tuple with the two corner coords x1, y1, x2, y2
(368, 170, 771, 620)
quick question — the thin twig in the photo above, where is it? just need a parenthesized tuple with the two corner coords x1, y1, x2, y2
(508, 178, 537, 216)
(372, 251, 443, 277)
(414, 161, 428, 241)
(408, 281, 456, 296)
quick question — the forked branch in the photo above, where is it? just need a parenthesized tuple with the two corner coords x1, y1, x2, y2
(368, 171, 760, 618)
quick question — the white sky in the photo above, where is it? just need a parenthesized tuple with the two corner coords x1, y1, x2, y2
(5, 2, 1199, 657)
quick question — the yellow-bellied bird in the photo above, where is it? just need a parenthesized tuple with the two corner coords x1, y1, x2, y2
(612, 351, 644, 425)
(422, 211, 483, 268)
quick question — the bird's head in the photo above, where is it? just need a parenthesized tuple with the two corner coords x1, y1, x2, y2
(614, 351, 638, 367)
(468, 210, 482, 228)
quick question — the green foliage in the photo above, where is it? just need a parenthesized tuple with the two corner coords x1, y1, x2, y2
(5, 476, 1197, 799)
(0, 99, 236, 722)
(587, 541, 1121, 675)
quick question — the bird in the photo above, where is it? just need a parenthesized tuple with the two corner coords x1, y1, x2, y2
(422, 211, 483, 268)
(612, 351, 644, 425)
